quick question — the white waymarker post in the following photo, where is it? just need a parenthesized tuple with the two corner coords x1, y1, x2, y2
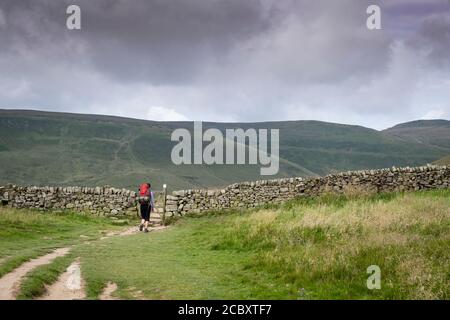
(162, 184, 167, 226)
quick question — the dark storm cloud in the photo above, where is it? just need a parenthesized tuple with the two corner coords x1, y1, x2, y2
(0, 0, 389, 85)
(382, 0, 450, 68)
(407, 13, 450, 68)
(0, 0, 449, 128)
(81, 0, 282, 84)
(1, 0, 280, 84)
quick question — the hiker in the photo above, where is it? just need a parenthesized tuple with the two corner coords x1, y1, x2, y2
(137, 182, 154, 233)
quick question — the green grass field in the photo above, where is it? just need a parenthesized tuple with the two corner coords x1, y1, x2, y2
(1, 189, 449, 300)
(0, 208, 123, 278)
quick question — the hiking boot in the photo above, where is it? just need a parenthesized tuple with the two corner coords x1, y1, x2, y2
(144, 228, 149, 233)
(139, 224, 144, 231)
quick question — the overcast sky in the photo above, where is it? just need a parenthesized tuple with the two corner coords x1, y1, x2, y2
(0, 0, 449, 129)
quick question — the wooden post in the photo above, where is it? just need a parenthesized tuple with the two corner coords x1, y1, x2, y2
(162, 184, 167, 226)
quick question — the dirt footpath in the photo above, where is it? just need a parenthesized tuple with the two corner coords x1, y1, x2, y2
(101, 225, 167, 239)
(38, 259, 86, 300)
(0, 247, 70, 300)
(99, 282, 118, 300)
(0, 224, 168, 300)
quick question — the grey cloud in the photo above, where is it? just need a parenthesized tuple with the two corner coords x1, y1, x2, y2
(0, 0, 279, 83)
(406, 13, 450, 68)
(0, 0, 449, 129)
(0, 0, 392, 85)
(80, 0, 279, 84)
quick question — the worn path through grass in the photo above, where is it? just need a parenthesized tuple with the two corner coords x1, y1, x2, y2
(75, 190, 450, 300)
(2, 189, 449, 300)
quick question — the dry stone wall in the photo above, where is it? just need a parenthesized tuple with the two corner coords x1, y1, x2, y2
(1, 165, 449, 217)
(0, 185, 138, 215)
(165, 165, 450, 216)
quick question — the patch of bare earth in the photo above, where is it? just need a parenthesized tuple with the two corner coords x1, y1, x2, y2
(38, 259, 86, 300)
(99, 282, 118, 300)
(125, 287, 145, 300)
(0, 247, 70, 300)
(100, 225, 168, 240)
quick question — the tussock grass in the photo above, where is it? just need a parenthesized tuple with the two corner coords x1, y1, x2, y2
(210, 190, 450, 299)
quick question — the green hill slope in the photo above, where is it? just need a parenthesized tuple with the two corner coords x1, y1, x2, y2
(433, 154, 450, 165)
(0, 109, 448, 190)
(383, 119, 450, 150)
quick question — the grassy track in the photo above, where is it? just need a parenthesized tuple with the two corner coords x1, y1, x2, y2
(17, 253, 76, 299)
(0, 208, 123, 278)
(75, 220, 291, 299)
